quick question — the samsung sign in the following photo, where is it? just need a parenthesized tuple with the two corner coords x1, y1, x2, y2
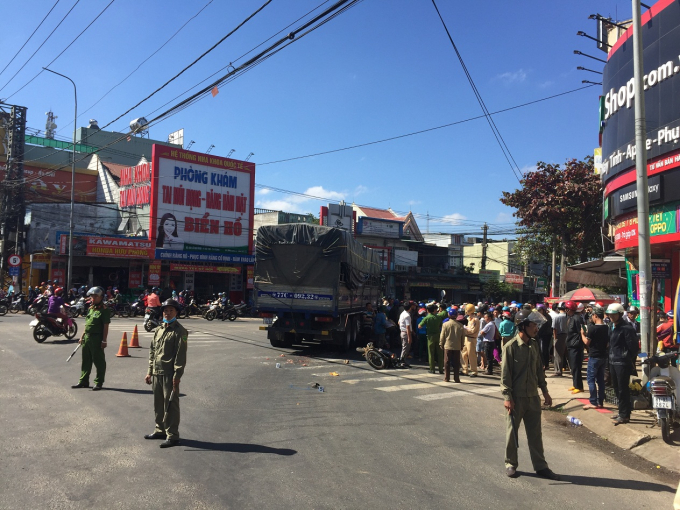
(610, 175, 661, 217)
(601, 1, 680, 181)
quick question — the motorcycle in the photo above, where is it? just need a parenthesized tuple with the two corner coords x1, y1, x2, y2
(0, 296, 9, 316)
(183, 298, 202, 317)
(30, 311, 78, 343)
(144, 307, 162, 332)
(643, 351, 680, 444)
(68, 297, 89, 318)
(357, 342, 409, 370)
(130, 298, 146, 317)
(27, 295, 49, 315)
(204, 301, 226, 321)
(9, 293, 26, 313)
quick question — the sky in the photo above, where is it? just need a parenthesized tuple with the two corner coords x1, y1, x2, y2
(0, 0, 635, 238)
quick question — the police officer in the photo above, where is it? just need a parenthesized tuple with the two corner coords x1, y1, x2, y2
(71, 286, 111, 391)
(144, 299, 188, 448)
(501, 310, 560, 480)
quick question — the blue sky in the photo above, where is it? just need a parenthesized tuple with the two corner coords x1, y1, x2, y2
(1, 0, 633, 237)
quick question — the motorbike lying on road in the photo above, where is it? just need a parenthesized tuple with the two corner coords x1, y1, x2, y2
(642, 350, 680, 444)
(30, 311, 78, 343)
(357, 342, 409, 370)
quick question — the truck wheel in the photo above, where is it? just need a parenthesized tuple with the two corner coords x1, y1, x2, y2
(343, 321, 357, 351)
(269, 331, 293, 348)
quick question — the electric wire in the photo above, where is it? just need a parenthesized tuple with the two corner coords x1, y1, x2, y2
(0, 0, 62, 79)
(430, 0, 522, 182)
(100, 0, 273, 131)
(4, 0, 117, 101)
(0, 0, 80, 96)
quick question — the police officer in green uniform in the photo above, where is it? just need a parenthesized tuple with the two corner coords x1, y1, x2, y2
(501, 310, 560, 480)
(144, 299, 188, 448)
(71, 286, 111, 391)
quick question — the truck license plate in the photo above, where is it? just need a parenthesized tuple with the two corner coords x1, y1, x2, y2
(263, 317, 273, 325)
(653, 396, 672, 409)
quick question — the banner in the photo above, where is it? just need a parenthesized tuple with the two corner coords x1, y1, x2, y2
(128, 271, 142, 288)
(148, 262, 161, 286)
(504, 273, 524, 284)
(86, 236, 154, 259)
(150, 145, 254, 257)
(169, 263, 241, 274)
(247, 266, 254, 289)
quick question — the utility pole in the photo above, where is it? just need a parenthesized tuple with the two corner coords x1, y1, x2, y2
(631, 0, 653, 373)
(551, 239, 557, 298)
(481, 223, 488, 270)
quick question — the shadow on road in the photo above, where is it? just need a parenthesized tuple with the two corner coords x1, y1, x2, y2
(528, 473, 675, 492)
(182, 439, 297, 455)
(104, 388, 187, 396)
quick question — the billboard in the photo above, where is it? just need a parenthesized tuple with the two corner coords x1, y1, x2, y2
(0, 165, 97, 203)
(356, 217, 403, 238)
(150, 145, 255, 260)
(58, 232, 152, 258)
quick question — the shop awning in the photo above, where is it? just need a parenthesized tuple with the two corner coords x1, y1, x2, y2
(564, 256, 625, 287)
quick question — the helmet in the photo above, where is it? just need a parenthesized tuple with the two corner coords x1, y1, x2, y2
(114, 289, 119, 294)
(589, 301, 596, 306)
(54, 287, 63, 296)
(564, 300, 578, 312)
(667, 310, 674, 318)
(419, 302, 425, 308)
(502, 306, 510, 311)
(536, 303, 546, 310)
(464, 303, 475, 315)
(576, 303, 585, 312)
(627, 306, 639, 314)
(502, 311, 512, 318)
(596, 301, 604, 307)
(448, 308, 457, 317)
(86, 286, 104, 297)
(514, 310, 535, 327)
(161, 299, 181, 312)
(418, 307, 426, 315)
(605, 303, 625, 315)
(474, 306, 480, 313)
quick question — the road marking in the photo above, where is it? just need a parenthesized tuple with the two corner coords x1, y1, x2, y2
(415, 387, 500, 400)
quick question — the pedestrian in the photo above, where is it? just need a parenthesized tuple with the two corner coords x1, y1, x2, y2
(373, 305, 387, 348)
(416, 307, 428, 360)
(144, 299, 188, 447)
(549, 302, 568, 378)
(419, 303, 446, 374)
(462, 303, 479, 377)
(480, 311, 498, 375)
(581, 306, 609, 410)
(398, 301, 415, 364)
(440, 308, 464, 383)
(501, 310, 560, 480)
(605, 303, 639, 425)
(564, 300, 585, 394)
(536, 304, 553, 371)
(477, 308, 487, 370)
(71, 287, 111, 391)
(499, 310, 516, 347)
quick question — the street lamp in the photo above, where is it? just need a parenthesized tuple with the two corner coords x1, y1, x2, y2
(43, 67, 76, 292)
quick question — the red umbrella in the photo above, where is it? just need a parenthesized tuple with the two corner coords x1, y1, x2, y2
(560, 287, 615, 302)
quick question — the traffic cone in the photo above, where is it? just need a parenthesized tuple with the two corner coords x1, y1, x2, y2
(116, 332, 131, 357)
(129, 325, 140, 348)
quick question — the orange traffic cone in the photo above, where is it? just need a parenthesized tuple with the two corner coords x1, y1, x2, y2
(129, 325, 140, 348)
(116, 332, 131, 357)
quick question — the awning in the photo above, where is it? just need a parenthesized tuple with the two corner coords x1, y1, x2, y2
(564, 256, 626, 287)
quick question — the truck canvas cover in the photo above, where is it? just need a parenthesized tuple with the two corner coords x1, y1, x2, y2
(255, 224, 380, 291)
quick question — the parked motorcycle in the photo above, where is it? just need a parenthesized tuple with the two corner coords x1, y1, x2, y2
(30, 312, 78, 343)
(9, 293, 26, 313)
(144, 307, 162, 332)
(643, 351, 680, 444)
(357, 342, 409, 370)
(0, 296, 9, 316)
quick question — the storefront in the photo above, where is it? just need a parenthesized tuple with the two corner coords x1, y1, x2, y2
(602, 0, 680, 313)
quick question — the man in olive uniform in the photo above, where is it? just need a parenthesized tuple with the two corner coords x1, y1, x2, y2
(71, 286, 110, 391)
(501, 310, 560, 480)
(144, 299, 188, 448)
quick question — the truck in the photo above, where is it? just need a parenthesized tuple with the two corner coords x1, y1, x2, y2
(254, 223, 381, 350)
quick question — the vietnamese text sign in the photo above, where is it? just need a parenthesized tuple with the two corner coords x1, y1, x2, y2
(504, 273, 524, 284)
(247, 266, 254, 289)
(128, 271, 142, 288)
(151, 145, 254, 255)
(169, 263, 241, 274)
(356, 217, 403, 238)
(479, 269, 501, 283)
(155, 249, 254, 264)
(86, 236, 154, 259)
(651, 259, 672, 279)
(148, 263, 161, 286)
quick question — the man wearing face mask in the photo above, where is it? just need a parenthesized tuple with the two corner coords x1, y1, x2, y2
(144, 299, 188, 448)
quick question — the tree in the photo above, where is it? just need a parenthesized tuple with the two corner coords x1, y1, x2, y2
(500, 157, 602, 293)
(482, 279, 518, 302)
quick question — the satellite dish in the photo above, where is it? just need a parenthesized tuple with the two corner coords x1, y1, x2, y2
(129, 117, 149, 133)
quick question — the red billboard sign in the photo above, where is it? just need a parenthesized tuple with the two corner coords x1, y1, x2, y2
(85, 236, 154, 259)
(504, 273, 524, 284)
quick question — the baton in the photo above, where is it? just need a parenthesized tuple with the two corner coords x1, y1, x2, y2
(510, 411, 519, 449)
(163, 389, 176, 424)
(66, 343, 81, 362)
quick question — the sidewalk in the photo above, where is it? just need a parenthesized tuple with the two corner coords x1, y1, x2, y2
(545, 371, 680, 473)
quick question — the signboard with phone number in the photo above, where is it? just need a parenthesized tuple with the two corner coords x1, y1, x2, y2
(258, 291, 332, 301)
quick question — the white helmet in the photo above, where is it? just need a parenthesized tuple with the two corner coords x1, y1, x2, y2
(605, 303, 625, 315)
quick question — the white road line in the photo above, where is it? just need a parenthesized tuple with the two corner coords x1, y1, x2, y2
(415, 387, 500, 401)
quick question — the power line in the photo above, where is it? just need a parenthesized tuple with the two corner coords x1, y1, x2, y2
(57, 0, 216, 135)
(430, 0, 522, 182)
(4, 0, 117, 101)
(101, 0, 273, 131)
(0, 0, 80, 96)
(256, 84, 594, 166)
(0, 0, 62, 79)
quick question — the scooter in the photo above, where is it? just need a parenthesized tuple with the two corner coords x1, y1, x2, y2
(30, 311, 78, 343)
(643, 351, 680, 444)
(130, 298, 146, 317)
(357, 342, 409, 370)
(144, 307, 162, 332)
(68, 297, 89, 317)
(27, 295, 49, 315)
(10, 293, 26, 313)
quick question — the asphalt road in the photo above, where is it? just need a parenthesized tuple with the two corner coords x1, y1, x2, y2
(1, 312, 677, 509)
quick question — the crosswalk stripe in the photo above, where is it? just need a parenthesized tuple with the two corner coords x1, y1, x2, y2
(415, 387, 500, 401)
(377, 383, 438, 392)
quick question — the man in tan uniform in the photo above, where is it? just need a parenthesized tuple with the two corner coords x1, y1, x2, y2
(461, 303, 479, 377)
(440, 308, 465, 383)
(501, 310, 559, 480)
(144, 299, 188, 448)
